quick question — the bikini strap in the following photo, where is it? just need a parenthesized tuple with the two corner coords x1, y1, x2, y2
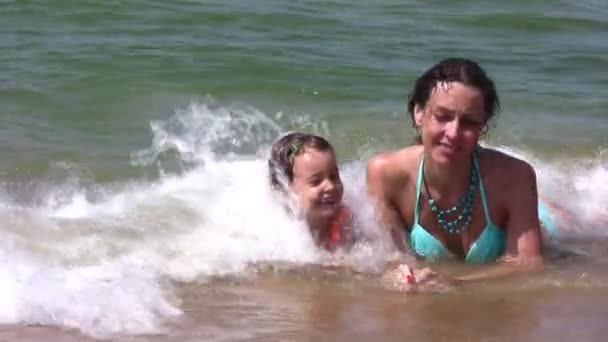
(473, 153, 492, 224)
(414, 154, 425, 225)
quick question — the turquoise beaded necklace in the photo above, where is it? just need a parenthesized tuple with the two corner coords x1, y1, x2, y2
(422, 159, 478, 234)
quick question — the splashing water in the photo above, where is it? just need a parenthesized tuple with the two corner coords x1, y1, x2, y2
(0, 99, 606, 338)
(490, 144, 608, 236)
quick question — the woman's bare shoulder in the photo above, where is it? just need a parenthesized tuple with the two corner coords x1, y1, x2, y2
(479, 148, 536, 189)
(367, 145, 422, 182)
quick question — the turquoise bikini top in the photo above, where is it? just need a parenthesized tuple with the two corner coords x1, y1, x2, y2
(409, 154, 506, 263)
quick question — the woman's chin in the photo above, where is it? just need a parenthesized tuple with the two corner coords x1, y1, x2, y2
(431, 152, 457, 166)
(432, 147, 467, 165)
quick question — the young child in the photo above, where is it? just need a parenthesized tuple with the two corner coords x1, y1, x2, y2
(268, 132, 353, 252)
(268, 132, 444, 293)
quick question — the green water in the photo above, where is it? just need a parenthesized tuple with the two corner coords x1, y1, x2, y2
(2, 0, 607, 181)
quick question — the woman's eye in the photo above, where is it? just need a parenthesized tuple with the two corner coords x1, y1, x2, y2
(462, 119, 483, 128)
(433, 112, 451, 122)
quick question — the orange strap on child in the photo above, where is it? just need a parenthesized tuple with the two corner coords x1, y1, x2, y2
(328, 207, 350, 245)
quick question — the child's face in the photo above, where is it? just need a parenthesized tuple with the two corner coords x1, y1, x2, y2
(289, 148, 343, 220)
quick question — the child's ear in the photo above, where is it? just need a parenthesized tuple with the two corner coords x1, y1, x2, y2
(413, 104, 424, 127)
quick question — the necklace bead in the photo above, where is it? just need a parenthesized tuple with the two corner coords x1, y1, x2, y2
(424, 162, 478, 234)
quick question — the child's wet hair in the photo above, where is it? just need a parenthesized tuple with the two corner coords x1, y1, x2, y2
(268, 132, 334, 192)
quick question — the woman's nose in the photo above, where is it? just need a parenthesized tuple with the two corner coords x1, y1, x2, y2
(445, 119, 461, 138)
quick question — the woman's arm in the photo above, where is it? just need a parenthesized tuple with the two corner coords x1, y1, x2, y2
(454, 161, 544, 281)
(366, 155, 408, 251)
(502, 161, 544, 264)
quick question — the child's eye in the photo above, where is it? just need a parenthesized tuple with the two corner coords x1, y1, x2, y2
(330, 172, 341, 182)
(308, 178, 322, 186)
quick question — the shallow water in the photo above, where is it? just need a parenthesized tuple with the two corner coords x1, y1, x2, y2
(4, 268, 608, 341)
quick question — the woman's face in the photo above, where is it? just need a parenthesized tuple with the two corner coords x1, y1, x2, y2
(414, 82, 486, 165)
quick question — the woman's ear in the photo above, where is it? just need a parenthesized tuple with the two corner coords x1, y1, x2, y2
(413, 104, 424, 128)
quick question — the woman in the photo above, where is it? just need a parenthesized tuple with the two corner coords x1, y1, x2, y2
(367, 58, 544, 279)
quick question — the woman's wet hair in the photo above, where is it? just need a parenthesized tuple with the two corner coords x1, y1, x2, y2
(268, 132, 334, 192)
(407, 58, 500, 142)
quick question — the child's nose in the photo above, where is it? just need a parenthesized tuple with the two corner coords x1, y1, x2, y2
(322, 179, 337, 191)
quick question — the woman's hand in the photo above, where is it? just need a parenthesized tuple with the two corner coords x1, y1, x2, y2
(381, 264, 454, 293)
(381, 264, 416, 292)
